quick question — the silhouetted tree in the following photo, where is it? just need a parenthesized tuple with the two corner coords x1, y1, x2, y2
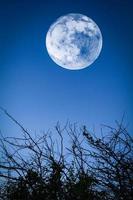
(0, 108, 133, 200)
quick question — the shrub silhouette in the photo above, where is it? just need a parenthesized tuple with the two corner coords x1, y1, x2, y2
(0, 109, 133, 200)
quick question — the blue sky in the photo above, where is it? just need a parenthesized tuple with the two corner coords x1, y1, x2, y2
(0, 0, 133, 136)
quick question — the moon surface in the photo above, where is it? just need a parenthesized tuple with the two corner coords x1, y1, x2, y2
(46, 13, 102, 70)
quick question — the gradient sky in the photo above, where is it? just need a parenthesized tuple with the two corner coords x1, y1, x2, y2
(0, 0, 133, 137)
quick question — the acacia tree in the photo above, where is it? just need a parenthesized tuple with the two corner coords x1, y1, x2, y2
(0, 108, 133, 200)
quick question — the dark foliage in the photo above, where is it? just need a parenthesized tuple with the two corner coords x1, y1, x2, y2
(0, 109, 133, 200)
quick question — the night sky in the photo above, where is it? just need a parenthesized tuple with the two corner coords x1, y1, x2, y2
(0, 0, 133, 136)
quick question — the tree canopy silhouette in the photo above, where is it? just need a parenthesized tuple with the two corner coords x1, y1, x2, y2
(0, 109, 133, 200)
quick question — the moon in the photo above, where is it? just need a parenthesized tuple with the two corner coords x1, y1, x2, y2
(46, 13, 103, 70)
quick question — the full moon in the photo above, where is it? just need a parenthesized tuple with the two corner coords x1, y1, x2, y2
(46, 13, 102, 70)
